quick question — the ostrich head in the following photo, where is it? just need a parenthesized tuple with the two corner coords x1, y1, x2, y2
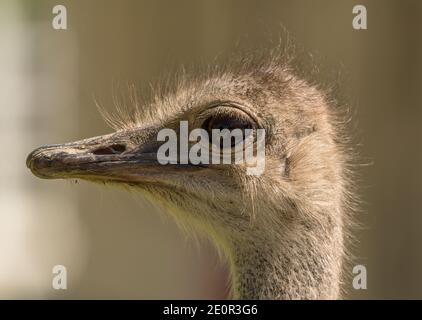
(26, 52, 351, 299)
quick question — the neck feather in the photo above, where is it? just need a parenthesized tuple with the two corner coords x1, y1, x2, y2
(227, 216, 344, 300)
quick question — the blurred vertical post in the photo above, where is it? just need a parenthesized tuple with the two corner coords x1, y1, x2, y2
(0, 0, 87, 298)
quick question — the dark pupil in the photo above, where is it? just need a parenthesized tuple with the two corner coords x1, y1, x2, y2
(203, 115, 253, 147)
(208, 115, 252, 132)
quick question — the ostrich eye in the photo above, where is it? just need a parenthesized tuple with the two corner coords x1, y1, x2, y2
(201, 112, 254, 148)
(204, 114, 252, 132)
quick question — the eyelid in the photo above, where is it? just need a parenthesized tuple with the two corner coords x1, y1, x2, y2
(196, 102, 259, 128)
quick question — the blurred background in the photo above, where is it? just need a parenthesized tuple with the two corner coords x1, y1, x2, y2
(0, 0, 421, 299)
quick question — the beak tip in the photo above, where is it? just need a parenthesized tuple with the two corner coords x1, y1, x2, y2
(26, 150, 36, 170)
(26, 146, 55, 179)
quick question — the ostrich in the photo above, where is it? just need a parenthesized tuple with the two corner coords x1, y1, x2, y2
(26, 50, 353, 300)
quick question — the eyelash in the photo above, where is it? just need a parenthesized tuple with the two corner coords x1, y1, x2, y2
(198, 105, 256, 128)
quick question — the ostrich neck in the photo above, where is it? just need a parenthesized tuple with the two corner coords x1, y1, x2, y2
(229, 222, 344, 300)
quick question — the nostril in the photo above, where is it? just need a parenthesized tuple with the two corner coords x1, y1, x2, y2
(110, 144, 126, 153)
(92, 144, 126, 155)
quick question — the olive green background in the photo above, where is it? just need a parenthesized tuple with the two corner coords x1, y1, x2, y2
(1, 0, 421, 299)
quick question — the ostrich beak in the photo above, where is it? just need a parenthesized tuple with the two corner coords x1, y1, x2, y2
(26, 129, 183, 183)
